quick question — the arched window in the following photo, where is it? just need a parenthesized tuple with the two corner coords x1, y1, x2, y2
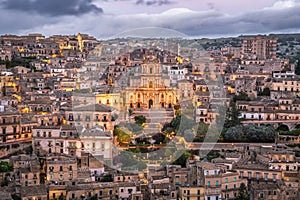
(149, 81, 153, 88)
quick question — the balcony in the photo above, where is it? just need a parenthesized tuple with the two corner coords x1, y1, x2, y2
(205, 188, 221, 196)
(0, 121, 20, 125)
(182, 193, 201, 197)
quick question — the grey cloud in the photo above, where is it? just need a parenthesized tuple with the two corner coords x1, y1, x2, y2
(136, 0, 174, 6)
(0, 0, 103, 16)
(155, 5, 300, 37)
(3, 2, 300, 38)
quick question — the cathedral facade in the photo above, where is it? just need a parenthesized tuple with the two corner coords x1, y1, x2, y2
(124, 59, 178, 110)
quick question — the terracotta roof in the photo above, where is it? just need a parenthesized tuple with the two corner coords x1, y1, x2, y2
(70, 104, 114, 112)
(21, 185, 47, 197)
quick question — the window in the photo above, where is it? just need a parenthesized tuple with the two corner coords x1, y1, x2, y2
(240, 171, 244, 178)
(149, 81, 153, 88)
(225, 178, 228, 183)
(216, 180, 219, 186)
(207, 181, 211, 186)
(260, 193, 264, 198)
(60, 166, 63, 171)
(234, 177, 237, 182)
(86, 115, 90, 122)
(272, 174, 276, 181)
(256, 172, 260, 180)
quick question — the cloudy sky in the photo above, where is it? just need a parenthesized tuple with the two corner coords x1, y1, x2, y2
(0, 0, 299, 38)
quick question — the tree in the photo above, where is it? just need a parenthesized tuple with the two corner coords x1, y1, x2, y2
(134, 115, 146, 126)
(136, 161, 147, 171)
(152, 133, 167, 144)
(224, 102, 241, 128)
(172, 151, 191, 167)
(246, 124, 276, 142)
(223, 124, 276, 142)
(100, 174, 113, 182)
(162, 115, 181, 133)
(115, 127, 132, 144)
(258, 87, 270, 96)
(0, 161, 13, 172)
(223, 125, 244, 142)
(233, 92, 250, 102)
(236, 183, 249, 200)
(91, 195, 98, 200)
(194, 122, 209, 142)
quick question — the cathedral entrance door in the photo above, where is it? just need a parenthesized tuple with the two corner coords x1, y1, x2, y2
(149, 99, 153, 109)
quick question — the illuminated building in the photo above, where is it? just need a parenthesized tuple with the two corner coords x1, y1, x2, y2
(124, 58, 177, 110)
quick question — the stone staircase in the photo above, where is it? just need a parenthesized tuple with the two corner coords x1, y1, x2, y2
(143, 123, 162, 134)
(132, 108, 174, 124)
